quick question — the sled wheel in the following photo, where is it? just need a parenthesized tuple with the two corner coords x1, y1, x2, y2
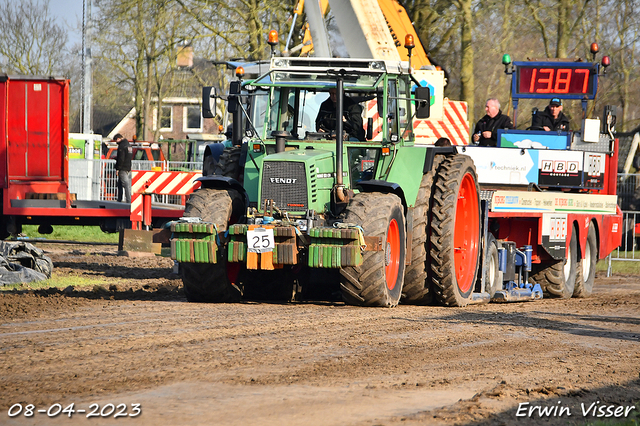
(574, 222, 597, 298)
(340, 193, 406, 307)
(430, 155, 481, 307)
(482, 233, 503, 298)
(180, 188, 244, 303)
(530, 224, 577, 299)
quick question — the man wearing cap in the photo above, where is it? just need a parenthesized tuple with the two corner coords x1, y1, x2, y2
(472, 98, 514, 147)
(533, 98, 570, 131)
(113, 133, 132, 203)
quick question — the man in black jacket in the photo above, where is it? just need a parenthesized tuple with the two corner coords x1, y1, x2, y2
(532, 98, 570, 131)
(472, 98, 514, 147)
(114, 133, 132, 203)
(315, 88, 365, 141)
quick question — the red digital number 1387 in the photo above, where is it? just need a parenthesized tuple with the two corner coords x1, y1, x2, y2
(529, 68, 589, 93)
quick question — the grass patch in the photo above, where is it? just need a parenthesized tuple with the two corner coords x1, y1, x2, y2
(18, 225, 118, 243)
(0, 271, 110, 291)
(597, 257, 640, 275)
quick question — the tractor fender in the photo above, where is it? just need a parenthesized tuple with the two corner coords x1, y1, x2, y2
(424, 146, 456, 174)
(195, 175, 249, 209)
(356, 180, 407, 212)
(204, 142, 227, 163)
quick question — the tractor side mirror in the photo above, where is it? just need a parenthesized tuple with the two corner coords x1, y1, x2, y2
(202, 86, 217, 118)
(415, 86, 431, 119)
(228, 81, 241, 114)
(366, 117, 373, 140)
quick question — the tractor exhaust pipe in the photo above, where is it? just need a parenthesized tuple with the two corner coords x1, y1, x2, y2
(335, 78, 344, 187)
(333, 77, 348, 203)
(272, 131, 289, 153)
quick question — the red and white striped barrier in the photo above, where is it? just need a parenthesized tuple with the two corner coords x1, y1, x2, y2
(414, 100, 470, 145)
(364, 99, 469, 145)
(130, 171, 201, 227)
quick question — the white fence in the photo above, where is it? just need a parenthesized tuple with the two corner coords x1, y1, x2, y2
(68, 159, 201, 204)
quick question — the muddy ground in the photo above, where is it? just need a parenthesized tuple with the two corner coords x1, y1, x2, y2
(1, 243, 639, 426)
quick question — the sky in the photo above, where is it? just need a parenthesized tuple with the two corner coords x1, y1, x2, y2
(49, 0, 90, 46)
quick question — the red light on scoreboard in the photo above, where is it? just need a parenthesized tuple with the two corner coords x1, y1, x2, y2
(516, 64, 595, 97)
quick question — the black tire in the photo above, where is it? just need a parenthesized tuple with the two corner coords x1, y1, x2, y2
(574, 222, 597, 298)
(481, 233, 503, 298)
(180, 188, 244, 303)
(340, 193, 406, 307)
(202, 154, 217, 176)
(530, 224, 578, 298)
(429, 155, 481, 307)
(214, 146, 243, 184)
(402, 155, 446, 304)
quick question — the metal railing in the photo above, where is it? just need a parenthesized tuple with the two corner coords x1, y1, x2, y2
(68, 159, 201, 204)
(609, 210, 639, 258)
(617, 173, 638, 211)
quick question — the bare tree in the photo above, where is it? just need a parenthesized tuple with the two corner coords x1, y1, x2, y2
(0, 0, 69, 75)
(176, 0, 294, 61)
(523, 0, 591, 58)
(94, 0, 194, 140)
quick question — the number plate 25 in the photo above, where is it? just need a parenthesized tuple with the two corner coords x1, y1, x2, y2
(247, 228, 275, 253)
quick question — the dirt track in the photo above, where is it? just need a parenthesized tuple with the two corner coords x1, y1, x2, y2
(1, 244, 639, 425)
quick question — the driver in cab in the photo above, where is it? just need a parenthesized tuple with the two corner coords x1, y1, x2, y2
(315, 88, 365, 141)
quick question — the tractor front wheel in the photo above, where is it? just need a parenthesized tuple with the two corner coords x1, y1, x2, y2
(180, 188, 244, 303)
(340, 193, 406, 307)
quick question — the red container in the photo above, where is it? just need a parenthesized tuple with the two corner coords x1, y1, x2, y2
(0, 75, 69, 188)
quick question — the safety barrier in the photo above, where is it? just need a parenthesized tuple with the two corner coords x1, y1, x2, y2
(130, 170, 202, 229)
(68, 159, 201, 204)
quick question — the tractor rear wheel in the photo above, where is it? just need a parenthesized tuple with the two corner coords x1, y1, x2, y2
(402, 155, 446, 304)
(181, 188, 244, 303)
(340, 193, 406, 307)
(429, 155, 481, 307)
(202, 154, 217, 176)
(214, 146, 243, 184)
(574, 222, 597, 298)
(530, 224, 578, 298)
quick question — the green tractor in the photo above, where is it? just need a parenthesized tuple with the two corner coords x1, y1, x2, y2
(171, 57, 482, 307)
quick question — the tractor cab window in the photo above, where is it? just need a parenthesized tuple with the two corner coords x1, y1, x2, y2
(249, 89, 268, 139)
(267, 88, 323, 140)
(286, 89, 323, 139)
(348, 147, 379, 187)
(387, 79, 398, 140)
(398, 77, 412, 140)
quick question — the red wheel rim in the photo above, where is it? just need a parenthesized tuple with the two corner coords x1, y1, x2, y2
(453, 172, 479, 293)
(385, 218, 401, 290)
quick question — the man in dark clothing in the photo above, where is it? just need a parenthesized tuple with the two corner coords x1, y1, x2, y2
(472, 98, 514, 147)
(532, 98, 570, 131)
(315, 88, 365, 141)
(114, 133, 132, 203)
